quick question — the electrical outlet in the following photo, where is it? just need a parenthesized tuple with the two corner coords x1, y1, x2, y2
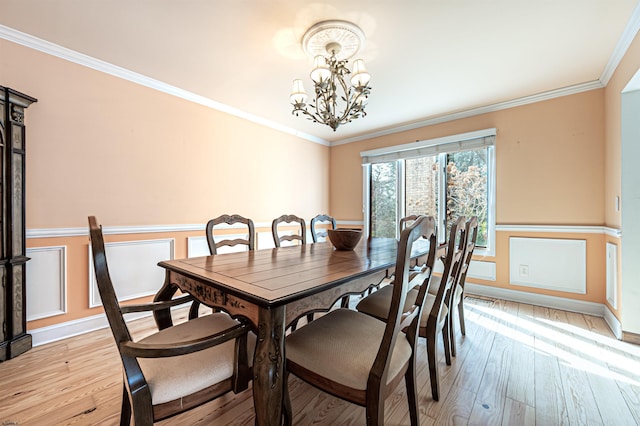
(519, 264, 529, 276)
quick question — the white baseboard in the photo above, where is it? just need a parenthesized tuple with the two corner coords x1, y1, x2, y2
(604, 305, 623, 339)
(31, 284, 619, 346)
(29, 311, 151, 347)
(465, 283, 605, 317)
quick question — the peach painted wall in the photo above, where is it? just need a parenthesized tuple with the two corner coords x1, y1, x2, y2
(330, 89, 607, 305)
(331, 89, 605, 225)
(1, 39, 330, 228)
(1, 39, 330, 330)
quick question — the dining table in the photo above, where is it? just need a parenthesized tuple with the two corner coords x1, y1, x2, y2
(153, 236, 429, 426)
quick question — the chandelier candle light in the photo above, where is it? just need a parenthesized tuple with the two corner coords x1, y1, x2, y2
(290, 20, 372, 131)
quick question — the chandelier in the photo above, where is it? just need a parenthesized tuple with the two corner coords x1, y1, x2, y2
(290, 20, 372, 131)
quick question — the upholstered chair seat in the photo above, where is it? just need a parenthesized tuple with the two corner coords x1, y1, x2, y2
(286, 308, 412, 391)
(356, 285, 448, 330)
(138, 313, 256, 405)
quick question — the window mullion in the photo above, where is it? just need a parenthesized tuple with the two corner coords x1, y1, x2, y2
(397, 160, 405, 239)
(437, 153, 447, 243)
(363, 164, 371, 239)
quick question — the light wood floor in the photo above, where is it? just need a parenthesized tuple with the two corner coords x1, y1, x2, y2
(2, 296, 640, 425)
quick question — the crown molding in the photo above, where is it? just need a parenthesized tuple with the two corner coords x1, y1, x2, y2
(3, 9, 637, 149)
(600, 0, 640, 86)
(0, 24, 330, 147)
(331, 81, 604, 146)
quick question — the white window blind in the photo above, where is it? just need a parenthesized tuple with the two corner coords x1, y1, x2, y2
(360, 128, 496, 164)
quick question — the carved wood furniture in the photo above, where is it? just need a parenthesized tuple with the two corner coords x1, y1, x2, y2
(194, 214, 257, 318)
(443, 216, 478, 356)
(356, 216, 466, 400)
(154, 237, 429, 426)
(205, 214, 255, 255)
(271, 214, 307, 247)
(310, 213, 336, 243)
(0, 86, 37, 361)
(88, 216, 253, 425)
(283, 216, 437, 425)
(400, 214, 421, 231)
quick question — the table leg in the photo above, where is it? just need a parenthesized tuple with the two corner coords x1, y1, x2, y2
(253, 305, 285, 426)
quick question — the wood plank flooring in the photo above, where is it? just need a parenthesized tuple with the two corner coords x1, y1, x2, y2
(1, 295, 640, 425)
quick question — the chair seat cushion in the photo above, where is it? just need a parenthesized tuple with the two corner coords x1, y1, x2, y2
(137, 313, 254, 405)
(428, 274, 462, 305)
(285, 308, 412, 391)
(357, 285, 447, 329)
(427, 275, 441, 295)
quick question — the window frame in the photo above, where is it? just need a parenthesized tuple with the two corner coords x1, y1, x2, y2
(362, 129, 496, 257)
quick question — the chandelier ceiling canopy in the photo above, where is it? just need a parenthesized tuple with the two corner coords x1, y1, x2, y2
(290, 20, 372, 131)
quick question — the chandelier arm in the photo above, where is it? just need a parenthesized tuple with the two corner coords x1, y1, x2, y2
(316, 83, 332, 127)
(335, 72, 353, 123)
(293, 105, 325, 124)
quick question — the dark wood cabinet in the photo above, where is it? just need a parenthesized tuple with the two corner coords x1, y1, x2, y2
(0, 86, 37, 361)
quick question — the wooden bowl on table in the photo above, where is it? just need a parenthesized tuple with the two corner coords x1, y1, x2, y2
(327, 228, 363, 250)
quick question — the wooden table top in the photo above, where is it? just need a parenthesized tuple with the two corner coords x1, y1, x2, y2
(158, 237, 417, 307)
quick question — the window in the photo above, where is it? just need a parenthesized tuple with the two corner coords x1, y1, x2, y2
(370, 162, 398, 238)
(363, 129, 495, 254)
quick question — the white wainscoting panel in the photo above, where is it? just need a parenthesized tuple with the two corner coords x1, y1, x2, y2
(188, 234, 251, 257)
(468, 260, 496, 281)
(509, 237, 586, 293)
(606, 242, 618, 309)
(89, 239, 174, 307)
(258, 231, 277, 249)
(433, 259, 495, 281)
(26, 246, 66, 321)
(188, 236, 210, 258)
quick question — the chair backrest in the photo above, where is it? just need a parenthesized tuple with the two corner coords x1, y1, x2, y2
(272, 214, 307, 247)
(399, 215, 421, 231)
(455, 216, 479, 291)
(205, 214, 255, 255)
(427, 216, 466, 326)
(310, 214, 336, 243)
(370, 215, 436, 387)
(88, 216, 135, 349)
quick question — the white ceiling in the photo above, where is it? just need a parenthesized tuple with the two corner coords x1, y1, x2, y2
(1, 0, 639, 145)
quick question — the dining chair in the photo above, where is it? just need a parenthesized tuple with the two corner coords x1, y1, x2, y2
(448, 216, 478, 354)
(356, 216, 466, 401)
(195, 214, 257, 318)
(421, 216, 478, 357)
(272, 214, 307, 247)
(372, 214, 424, 294)
(273, 214, 310, 329)
(311, 213, 354, 309)
(400, 214, 421, 231)
(310, 213, 336, 243)
(88, 216, 254, 425)
(283, 215, 437, 425)
(205, 214, 255, 255)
